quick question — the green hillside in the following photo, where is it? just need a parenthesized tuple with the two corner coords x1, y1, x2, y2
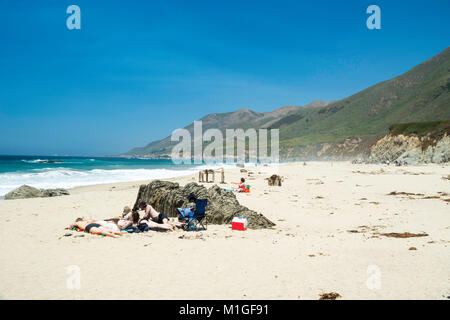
(275, 47, 450, 155)
(123, 47, 450, 159)
(389, 120, 450, 137)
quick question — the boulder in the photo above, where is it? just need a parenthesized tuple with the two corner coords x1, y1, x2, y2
(4, 185, 42, 200)
(432, 136, 450, 163)
(134, 180, 275, 229)
(41, 188, 70, 197)
(369, 134, 421, 163)
(397, 148, 422, 165)
(268, 175, 283, 186)
(4, 185, 70, 200)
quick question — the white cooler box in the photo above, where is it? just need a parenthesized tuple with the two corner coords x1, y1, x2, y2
(232, 217, 248, 231)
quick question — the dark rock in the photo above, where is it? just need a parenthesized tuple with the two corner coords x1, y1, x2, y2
(134, 180, 275, 229)
(4, 185, 70, 200)
(319, 292, 341, 300)
(268, 175, 283, 186)
(41, 188, 70, 197)
(4, 185, 42, 200)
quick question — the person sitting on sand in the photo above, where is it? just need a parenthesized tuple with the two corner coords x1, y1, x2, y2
(69, 218, 122, 237)
(122, 206, 133, 219)
(233, 178, 246, 192)
(117, 208, 140, 230)
(100, 208, 141, 231)
(138, 201, 184, 231)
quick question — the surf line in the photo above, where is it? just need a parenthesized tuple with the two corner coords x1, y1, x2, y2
(178, 304, 214, 317)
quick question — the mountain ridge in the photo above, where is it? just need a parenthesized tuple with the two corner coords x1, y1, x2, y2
(122, 47, 450, 159)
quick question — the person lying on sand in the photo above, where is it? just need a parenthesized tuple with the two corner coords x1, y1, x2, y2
(138, 201, 184, 231)
(69, 218, 122, 237)
(96, 219, 120, 231)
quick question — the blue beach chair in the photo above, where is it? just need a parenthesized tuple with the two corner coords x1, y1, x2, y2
(179, 199, 208, 231)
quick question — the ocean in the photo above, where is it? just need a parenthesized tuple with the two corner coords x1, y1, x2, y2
(0, 155, 225, 197)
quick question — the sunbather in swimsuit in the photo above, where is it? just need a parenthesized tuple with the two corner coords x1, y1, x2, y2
(138, 202, 184, 231)
(96, 220, 121, 231)
(85, 223, 101, 233)
(157, 212, 169, 224)
(116, 208, 140, 230)
(69, 218, 122, 237)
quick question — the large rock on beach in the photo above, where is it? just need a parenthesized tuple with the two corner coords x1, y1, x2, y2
(134, 180, 275, 229)
(4, 185, 69, 200)
(40, 188, 70, 197)
(369, 134, 450, 164)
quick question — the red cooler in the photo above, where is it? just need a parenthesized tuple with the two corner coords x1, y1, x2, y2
(232, 217, 248, 231)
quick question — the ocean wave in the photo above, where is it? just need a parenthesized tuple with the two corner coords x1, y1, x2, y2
(21, 159, 69, 164)
(0, 167, 196, 196)
(21, 159, 48, 163)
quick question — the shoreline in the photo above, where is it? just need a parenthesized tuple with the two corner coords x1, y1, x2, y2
(1, 159, 448, 199)
(68, 160, 449, 193)
(2, 159, 448, 200)
(0, 161, 275, 198)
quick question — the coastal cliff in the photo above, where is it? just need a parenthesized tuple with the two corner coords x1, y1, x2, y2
(369, 121, 450, 164)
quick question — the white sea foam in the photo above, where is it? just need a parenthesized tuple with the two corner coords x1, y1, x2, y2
(21, 159, 48, 163)
(21, 159, 83, 164)
(0, 167, 197, 196)
(0, 161, 272, 197)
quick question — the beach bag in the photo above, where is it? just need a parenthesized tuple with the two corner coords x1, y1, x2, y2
(123, 226, 140, 233)
(138, 223, 150, 232)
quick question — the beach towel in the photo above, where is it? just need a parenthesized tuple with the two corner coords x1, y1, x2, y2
(177, 207, 194, 220)
(65, 226, 114, 237)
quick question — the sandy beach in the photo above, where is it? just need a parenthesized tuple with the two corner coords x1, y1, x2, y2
(0, 161, 449, 300)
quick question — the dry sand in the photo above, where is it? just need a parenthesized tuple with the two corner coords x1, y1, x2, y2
(0, 161, 449, 300)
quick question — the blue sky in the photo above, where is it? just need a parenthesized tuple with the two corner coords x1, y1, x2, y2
(0, 0, 449, 156)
